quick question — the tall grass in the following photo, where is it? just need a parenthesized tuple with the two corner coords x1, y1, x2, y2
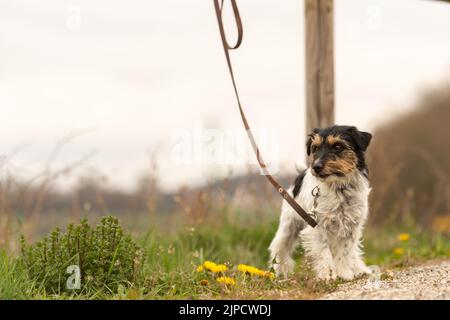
(0, 249, 29, 299)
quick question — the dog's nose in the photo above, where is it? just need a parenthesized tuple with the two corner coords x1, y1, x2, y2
(312, 162, 323, 173)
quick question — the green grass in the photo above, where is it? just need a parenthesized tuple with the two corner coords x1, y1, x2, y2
(1, 218, 449, 300)
(0, 249, 32, 299)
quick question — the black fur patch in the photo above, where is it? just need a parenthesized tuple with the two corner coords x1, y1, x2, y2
(292, 169, 307, 198)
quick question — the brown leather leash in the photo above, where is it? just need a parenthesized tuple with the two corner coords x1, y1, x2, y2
(213, 0, 317, 228)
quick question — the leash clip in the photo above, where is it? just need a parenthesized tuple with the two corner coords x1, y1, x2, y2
(307, 186, 321, 222)
(311, 185, 320, 197)
(307, 210, 318, 221)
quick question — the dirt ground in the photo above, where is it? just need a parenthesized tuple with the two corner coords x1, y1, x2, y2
(322, 259, 450, 300)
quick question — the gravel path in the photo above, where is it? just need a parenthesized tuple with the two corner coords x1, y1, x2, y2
(323, 259, 450, 300)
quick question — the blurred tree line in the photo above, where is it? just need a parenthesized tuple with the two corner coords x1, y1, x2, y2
(368, 82, 450, 227)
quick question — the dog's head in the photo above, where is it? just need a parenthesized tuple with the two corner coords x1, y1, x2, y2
(306, 125, 372, 180)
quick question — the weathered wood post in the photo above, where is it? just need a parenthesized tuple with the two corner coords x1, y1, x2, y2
(305, 0, 335, 148)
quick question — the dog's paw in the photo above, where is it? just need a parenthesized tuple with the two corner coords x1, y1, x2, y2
(336, 267, 355, 281)
(273, 259, 295, 278)
(353, 265, 373, 277)
(316, 267, 337, 281)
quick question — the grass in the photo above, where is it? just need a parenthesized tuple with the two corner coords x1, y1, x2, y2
(0, 217, 449, 300)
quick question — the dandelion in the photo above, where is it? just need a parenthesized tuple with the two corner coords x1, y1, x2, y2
(217, 276, 236, 286)
(237, 264, 274, 279)
(202, 261, 228, 273)
(197, 265, 204, 272)
(394, 247, 404, 255)
(398, 233, 410, 242)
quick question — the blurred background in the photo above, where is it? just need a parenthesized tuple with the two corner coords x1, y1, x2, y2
(0, 0, 449, 246)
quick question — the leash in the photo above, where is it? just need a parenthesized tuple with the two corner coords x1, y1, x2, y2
(213, 0, 317, 228)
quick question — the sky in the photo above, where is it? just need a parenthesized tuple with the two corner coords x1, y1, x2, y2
(1, 0, 450, 192)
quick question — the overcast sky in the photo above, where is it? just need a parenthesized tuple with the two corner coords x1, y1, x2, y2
(1, 0, 450, 191)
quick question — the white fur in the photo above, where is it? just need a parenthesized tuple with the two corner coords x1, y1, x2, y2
(295, 161, 307, 173)
(269, 168, 372, 280)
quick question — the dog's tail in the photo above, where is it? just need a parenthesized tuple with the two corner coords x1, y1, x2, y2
(295, 161, 307, 174)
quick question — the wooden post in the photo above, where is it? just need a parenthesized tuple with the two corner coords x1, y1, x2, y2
(305, 0, 334, 140)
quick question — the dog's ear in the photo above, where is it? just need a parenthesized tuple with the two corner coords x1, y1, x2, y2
(348, 127, 372, 152)
(306, 128, 321, 156)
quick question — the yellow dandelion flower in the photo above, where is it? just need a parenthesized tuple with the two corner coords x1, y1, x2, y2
(237, 264, 274, 278)
(215, 264, 228, 272)
(394, 247, 404, 255)
(398, 233, 410, 242)
(202, 261, 228, 273)
(197, 265, 204, 272)
(216, 276, 236, 286)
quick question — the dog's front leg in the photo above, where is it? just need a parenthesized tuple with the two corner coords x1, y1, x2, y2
(331, 237, 357, 280)
(331, 231, 371, 280)
(313, 247, 337, 280)
(348, 234, 372, 277)
(332, 216, 371, 279)
(301, 229, 337, 280)
(269, 208, 304, 278)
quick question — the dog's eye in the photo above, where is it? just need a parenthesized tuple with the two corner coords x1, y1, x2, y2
(334, 144, 343, 152)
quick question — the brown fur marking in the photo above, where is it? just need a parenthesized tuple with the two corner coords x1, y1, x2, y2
(311, 134, 323, 148)
(322, 150, 358, 175)
(327, 135, 351, 148)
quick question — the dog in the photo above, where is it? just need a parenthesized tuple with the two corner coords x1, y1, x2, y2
(269, 125, 373, 280)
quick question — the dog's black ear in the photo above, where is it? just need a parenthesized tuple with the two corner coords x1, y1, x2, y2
(348, 127, 372, 152)
(306, 128, 321, 156)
